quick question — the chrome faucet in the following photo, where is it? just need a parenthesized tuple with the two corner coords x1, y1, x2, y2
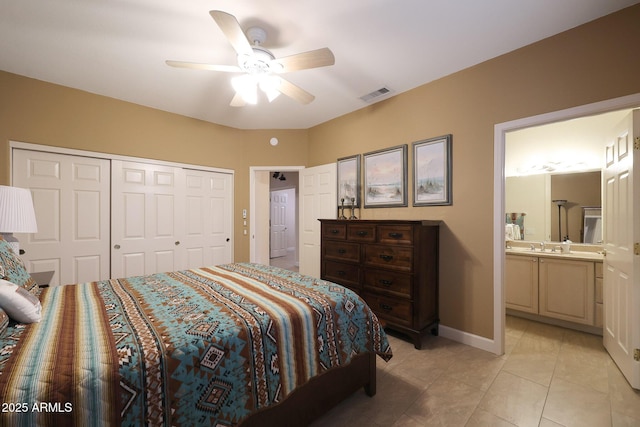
(540, 242, 545, 252)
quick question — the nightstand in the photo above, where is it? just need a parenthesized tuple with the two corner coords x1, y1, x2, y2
(31, 271, 55, 288)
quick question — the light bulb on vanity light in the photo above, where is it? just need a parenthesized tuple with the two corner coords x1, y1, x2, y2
(270, 137, 279, 146)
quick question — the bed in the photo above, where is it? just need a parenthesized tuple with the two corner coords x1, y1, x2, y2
(0, 237, 392, 426)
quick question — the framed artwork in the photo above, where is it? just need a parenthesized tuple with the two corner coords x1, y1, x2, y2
(337, 154, 361, 207)
(412, 134, 452, 206)
(363, 145, 408, 208)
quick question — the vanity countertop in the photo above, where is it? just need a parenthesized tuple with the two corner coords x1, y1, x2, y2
(505, 242, 604, 261)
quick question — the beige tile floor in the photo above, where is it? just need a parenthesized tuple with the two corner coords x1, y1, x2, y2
(311, 316, 640, 427)
(270, 250, 299, 272)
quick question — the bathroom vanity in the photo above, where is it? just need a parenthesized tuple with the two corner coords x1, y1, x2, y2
(505, 242, 604, 332)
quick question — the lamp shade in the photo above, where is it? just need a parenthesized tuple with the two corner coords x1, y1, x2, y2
(0, 186, 38, 233)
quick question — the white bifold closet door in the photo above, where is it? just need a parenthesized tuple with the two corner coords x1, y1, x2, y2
(111, 160, 186, 277)
(12, 149, 111, 286)
(111, 161, 233, 278)
(13, 149, 233, 285)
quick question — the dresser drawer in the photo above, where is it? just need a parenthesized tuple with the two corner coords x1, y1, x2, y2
(363, 292, 412, 327)
(364, 245, 413, 272)
(364, 270, 412, 298)
(347, 223, 376, 242)
(323, 241, 360, 262)
(321, 223, 346, 240)
(323, 260, 360, 288)
(378, 225, 414, 245)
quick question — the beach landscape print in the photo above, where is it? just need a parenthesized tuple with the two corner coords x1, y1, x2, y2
(363, 145, 407, 208)
(337, 154, 360, 206)
(413, 135, 452, 206)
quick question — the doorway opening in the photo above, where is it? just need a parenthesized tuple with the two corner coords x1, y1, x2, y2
(493, 93, 640, 356)
(249, 165, 304, 269)
(269, 171, 299, 272)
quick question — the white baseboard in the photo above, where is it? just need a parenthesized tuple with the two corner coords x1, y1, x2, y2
(438, 325, 501, 355)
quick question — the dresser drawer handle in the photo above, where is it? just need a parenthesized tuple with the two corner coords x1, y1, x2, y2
(388, 232, 403, 239)
(380, 279, 393, 286)
(337, 270, 346, 276)
(357, 231, 368, 236)
(380, 303, 393, 311)
(379, 254, 394, 262)
(338, 249, 346, 254)
(330, 229, 340, 234)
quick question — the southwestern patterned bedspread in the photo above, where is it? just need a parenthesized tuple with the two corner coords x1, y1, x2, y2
(0, 263, 392, 426)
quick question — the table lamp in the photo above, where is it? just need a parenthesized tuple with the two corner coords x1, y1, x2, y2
(0, 186, 38, 255)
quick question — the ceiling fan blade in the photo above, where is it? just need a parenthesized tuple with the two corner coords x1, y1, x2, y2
(166, 60, 241, 73)
(277, 77, 315, 104)
(230, 92, 246, 107)
(273, 48, 335, 73)
(209, 10, 253, 57)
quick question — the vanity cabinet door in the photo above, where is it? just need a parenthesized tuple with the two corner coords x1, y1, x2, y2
(505, 255, 539, 313)
(539, 258, 595, 325)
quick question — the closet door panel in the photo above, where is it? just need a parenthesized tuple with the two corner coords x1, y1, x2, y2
(12, 149, 110, 286)
(182, 169, 233, 268)
(111, 160, 185, 277)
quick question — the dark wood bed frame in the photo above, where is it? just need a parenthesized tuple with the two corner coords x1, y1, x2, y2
(241, 352, 376, 426)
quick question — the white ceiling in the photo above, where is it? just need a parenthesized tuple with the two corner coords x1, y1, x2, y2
(1, 0, 638, 130)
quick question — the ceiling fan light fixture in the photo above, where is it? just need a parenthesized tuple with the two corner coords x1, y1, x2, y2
(232, 75, 258, 104)
(168, 11, 334, 107)
(259, 76, 281, 102)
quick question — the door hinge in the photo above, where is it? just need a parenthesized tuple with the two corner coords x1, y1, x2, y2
(635, 243, 640, 256)
(635, 137, 640, 150)
(635, 348, 640, 362)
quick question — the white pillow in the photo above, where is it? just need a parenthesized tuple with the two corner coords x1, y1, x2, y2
(0, 279, 42, 323)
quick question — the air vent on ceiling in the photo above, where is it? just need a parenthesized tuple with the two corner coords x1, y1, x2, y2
(359, 86, 393, 103)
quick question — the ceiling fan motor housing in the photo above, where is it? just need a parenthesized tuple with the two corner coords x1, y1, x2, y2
(239, 45, 277, 75)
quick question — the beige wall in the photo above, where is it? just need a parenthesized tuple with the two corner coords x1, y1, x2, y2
(0, 73, 309, 262)
(1, 5, 640, 340)
(307, 5, 640, 339)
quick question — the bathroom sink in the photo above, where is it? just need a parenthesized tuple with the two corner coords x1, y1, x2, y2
(505, 246, 603, 261)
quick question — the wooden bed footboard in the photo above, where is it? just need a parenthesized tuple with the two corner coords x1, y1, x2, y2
(241, 352, 377, 426)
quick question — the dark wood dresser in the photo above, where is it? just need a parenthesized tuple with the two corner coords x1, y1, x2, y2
(320, 219, 440, 349)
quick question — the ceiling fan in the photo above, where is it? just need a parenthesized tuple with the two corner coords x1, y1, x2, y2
(166, 10, 335, 106)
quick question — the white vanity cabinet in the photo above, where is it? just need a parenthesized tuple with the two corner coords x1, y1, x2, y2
(505, 250, 602, 329)
(538, 258, 595, 325)
(505, 255, 538, 313)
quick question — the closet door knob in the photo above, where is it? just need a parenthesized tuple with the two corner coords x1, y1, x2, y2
(175, 241, 180, 246)
(114, 244, 120, 250)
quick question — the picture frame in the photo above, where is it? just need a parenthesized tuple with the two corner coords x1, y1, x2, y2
(336, 154, 361, 207)
(412, 134, 452, 206)
(363, 145, 408, 208)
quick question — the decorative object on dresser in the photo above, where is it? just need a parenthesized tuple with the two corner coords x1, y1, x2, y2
(320, 219, 440, 349)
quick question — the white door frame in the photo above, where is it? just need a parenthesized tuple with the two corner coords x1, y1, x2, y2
(493, 93, 640, 356)
(249, 166, 305, 263)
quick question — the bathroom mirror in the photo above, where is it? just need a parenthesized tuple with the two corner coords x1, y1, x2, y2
(505, 171, 601, 243)
(502, 110, 630, 245)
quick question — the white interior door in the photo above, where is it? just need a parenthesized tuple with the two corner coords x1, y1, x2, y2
(299, 163, 337, 277)
(270, 189, 289, 258)
(603, 109, 640, 389)
(12, 149, 110, 285)
(182, 169, 233, 268)
(111, 160, 185, 277)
